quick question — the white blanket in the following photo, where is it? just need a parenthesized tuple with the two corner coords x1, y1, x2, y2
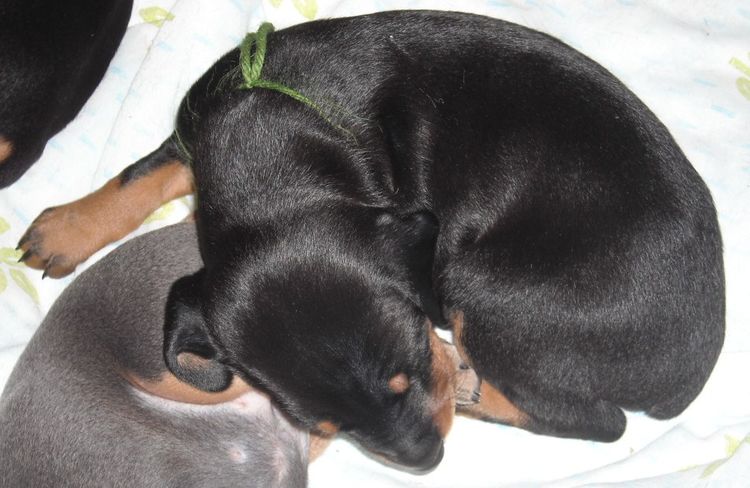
(1, 1, 748, 486)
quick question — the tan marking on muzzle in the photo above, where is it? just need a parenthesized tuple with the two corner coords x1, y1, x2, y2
(309, 434, 334, 462)
(314, 420, 339, 437)
(0, 136, 13, 163)
(310, 421, 337, 462)
(122, 369, 251, 405)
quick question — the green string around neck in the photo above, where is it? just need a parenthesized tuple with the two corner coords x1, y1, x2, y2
(239, 22, 355, 140)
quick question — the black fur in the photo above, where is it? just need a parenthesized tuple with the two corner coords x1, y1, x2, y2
(0, 0, 132, 187)
(122, 10, 723, 466)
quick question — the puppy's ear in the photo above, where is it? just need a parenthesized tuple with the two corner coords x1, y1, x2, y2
(164, 270, 233, 392)
(381, 210, 445, 327)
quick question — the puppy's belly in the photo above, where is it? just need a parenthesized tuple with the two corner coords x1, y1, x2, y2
(129, 381, 274, 416)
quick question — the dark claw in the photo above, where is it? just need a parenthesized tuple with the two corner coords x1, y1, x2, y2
(459, 362, 470, 370)
(42, 256, 57, 279)
(17, 233, 31, 250)
(18, 250, 32, 263)
(471, 389, 481, 403)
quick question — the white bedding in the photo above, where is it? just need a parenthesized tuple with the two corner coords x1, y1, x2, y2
(1, 1, 748, 486)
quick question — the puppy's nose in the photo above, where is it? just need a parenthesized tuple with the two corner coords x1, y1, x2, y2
(423, 442, 445, 472)
(398, 437, 444, 473)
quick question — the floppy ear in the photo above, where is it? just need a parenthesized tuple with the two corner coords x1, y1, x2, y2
(164, 270, 233, 392)
(386, 210, 445, 327)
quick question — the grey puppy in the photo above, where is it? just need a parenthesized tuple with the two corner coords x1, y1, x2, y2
(0, 223, 309, 488)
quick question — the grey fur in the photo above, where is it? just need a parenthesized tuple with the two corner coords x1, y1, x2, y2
(0, 223, 309, 488)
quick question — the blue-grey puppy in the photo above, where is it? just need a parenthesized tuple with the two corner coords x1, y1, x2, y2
(0, 223, 310, 487)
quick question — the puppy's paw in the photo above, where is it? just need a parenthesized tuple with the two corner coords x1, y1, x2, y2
(438, 339, 481, 407)
(18, 204, 99, 278)
(455, 362, 481, 407)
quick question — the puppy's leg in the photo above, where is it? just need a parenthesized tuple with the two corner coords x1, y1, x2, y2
(457, 382, 528, 427)
(451, 310, 626, 442)
(496, 382, 626, 442)
(18, 136, 191, 277)
(458, 379, 625, 441)
(438, 338, 481, 407)
(451, 312, 528, 427)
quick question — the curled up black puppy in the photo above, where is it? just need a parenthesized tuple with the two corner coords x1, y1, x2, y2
(18, 11, 725, 469)
(0, 0, 133, 187)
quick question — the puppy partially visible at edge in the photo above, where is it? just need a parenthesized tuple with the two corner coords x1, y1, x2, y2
(18, 10, 724, 471)
(0, 224, 312, 487)
(0, 0, 133, 187)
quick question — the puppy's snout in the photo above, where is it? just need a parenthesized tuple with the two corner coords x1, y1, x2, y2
(388, 428, 444, 472)
(402, 439, 444, 472)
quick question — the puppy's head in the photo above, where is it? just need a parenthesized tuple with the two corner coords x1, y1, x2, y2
(164, 209, 456, 471)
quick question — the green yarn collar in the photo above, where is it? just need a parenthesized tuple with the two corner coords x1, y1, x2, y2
(240, 23, 317, 108)
(239, 22, 354, 139)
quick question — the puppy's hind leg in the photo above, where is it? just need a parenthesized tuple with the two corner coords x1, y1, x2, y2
(506, 384, 626, 442)
(451, 311, 627, 442)
(18, 135, 192, 278)
(457, 372, 627, 442)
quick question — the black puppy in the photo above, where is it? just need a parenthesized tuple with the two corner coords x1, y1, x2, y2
(19, 10, 725, 469)
(0, 0, 133, 187)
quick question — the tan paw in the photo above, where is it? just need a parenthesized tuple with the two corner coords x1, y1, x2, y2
(441, 342, 480, 407)
(18, 203, 106, 278)
(18, 161, 194, 278)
